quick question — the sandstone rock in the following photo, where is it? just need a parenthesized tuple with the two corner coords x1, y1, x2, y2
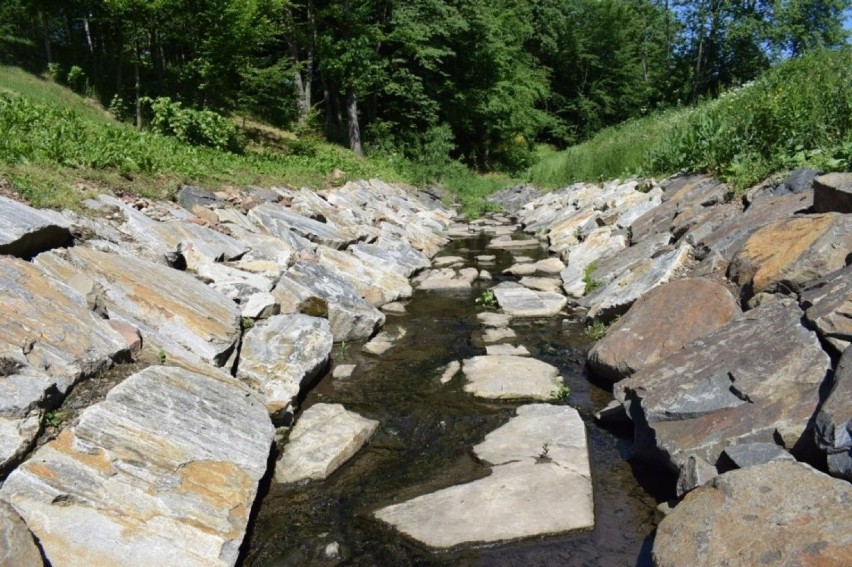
(585, 244, 693, 323)
(0, 500, 42, 567)
(630, 175, 724, 242)
(362, 326, 406, 356)
(349, 240, 430, 278)
(36, 248, 241, 372)
(238, 315, 333, 418)
(415, 267, 478, 291)
(248, 202, 353, 249)
(582, 232, 672, 291)
(813, 172, 852, 213)
(617, 298, 830, 474)
(675, 455, 718, 496)
(800, 264, 852, 353)
(462, 356, 561, 400)
(375, 404, 592, 548)
(559, 227, 629, 298)
(653, 462, 852, 567)
(815, 346, 852, 480)
(477, 312, 512, 327)
(275, 403, 378, 484)
(439, 361, 461, 384)
(492, 281, 567, 317)
(273, 262, 384, 342)
(0, 366, 274, 567)
(485, 344, 530, 356)
(317, 246, 412, 306)
(588, 278, 740, 384)
(728, 213, 852, 300)
(0, 195, 71, 258)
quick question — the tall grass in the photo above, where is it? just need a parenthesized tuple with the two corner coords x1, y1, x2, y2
(529, 48, 852, 191)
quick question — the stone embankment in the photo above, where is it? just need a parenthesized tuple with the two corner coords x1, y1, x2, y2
(490, 170, 852, 565)
(0, 180, 454, 565)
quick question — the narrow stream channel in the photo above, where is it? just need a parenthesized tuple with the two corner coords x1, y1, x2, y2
(241, 228, 669, 567)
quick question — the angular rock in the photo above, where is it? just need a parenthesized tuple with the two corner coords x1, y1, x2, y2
(36, 248, 241, 371)
(275, 403, 378, 484)
(801, 265, 852, 353)
(381, 301, 406, 314)
(362, 326, 407, 356)
(462, 356, 561, 400)
(653, 462, 852, 567)
(492, 281, 567, 317)
(728, 213, 852, 300)
(0, 195, 71, 258)
(432, 255, 465, 268)
(477, 312, 512, 327)
(273, 262, 384, 342)
(317, 246, 412, 306)
(813, 172, 852, 213)
(349, 240, 430, 278)
(375, 404, 592, 548)
(0, 500, 42, 567)
(0, 366, 274, 567)
(481, 327, 517, 344)
(415, 267, 478, 291)
(815, 346, 852, 480)
(478, 270, 492, 281)
(582, 232, 672, 291)
(675, 455, 718, 496)
(486, 237, 540, 250)
(248, 202, 353, 249)
(560, 227, 629, 298)
(518, 276, 562, 293)
(585, 244, 693, 322)
(720, 442, 795, 470)
(617, 298, 831, 473)
(548, 209, 599, 254)
(476, 255, 496, 264)
(241, 292, 279, 319)
(588, 278, 740, 384)
(187, 252, 276, 303)
(629, 175, 725, 242)
(439, 361, 461, 384)
(176, 184, 221, 212)
(485, 344, 530, 356)
(107, 320, 143, 359)
(333, 364, 356, 380)
(238, 314, 333, 417)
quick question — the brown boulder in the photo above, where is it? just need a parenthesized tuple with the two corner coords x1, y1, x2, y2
(588, 278, 740, 384)
(800, 264, 852, 354)
(814, 172, 852, 213)
(653, 461, 852, 567)
(728, 213, 852, 300)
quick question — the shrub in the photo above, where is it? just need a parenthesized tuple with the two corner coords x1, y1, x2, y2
(66, 65, 86, 93)
(142, 96, 243, 152)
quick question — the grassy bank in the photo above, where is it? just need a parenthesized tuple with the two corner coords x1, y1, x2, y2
(529, 48, 852, 192)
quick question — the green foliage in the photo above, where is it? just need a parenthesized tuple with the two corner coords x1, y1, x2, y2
(241, 317, 255, 330)
(143, 97, 243, 153)
(585, 319, 607, 340)
(474, 289, 498, 309)
(157, 349, 167, 365)
(66, 65, 87, 94)
(537, 441, 551, 460)
(335, 341, 350, 362)
(582, 262, 600, 295)
(43, 410, 66, 428)
(549, 384, 571, 403)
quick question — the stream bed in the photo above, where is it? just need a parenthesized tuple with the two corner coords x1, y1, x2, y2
(241, 230, 669, 567)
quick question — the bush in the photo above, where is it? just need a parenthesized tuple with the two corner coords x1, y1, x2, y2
(66, 65, 87, 94)
(142, 96, 243, 153)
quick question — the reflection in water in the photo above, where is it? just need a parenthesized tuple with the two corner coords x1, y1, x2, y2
(241, 232, 665, 567)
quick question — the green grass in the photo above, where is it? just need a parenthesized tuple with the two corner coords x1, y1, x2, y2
(528, 48, 852, 192)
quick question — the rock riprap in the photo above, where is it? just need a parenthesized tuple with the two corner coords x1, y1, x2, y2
(800, 264, 852, 354)
(816, 346, 852, 480)
(0, 500, 42, 567)
(0, 366, 274, 567)
(375, 404, 592, 548)
(0, 195, 71, 258)
(462, 355, 562, 400)
(653, 462, 852, 567)
(238, 314, 333, 418)
(492, 281, 567, 317)
(275, 403, 378, 484)
(588, 278, 740, 384)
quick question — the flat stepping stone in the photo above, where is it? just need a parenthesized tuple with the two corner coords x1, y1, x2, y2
(482, 327, 517, 344)
(375, 404, 592, 547)
(275, 403, 378, 484)
(476, 255, 496, 264)
(477, 312, 512, 327)
(416, 267, 479, 291)
(333, 364, 357, 379)
(439, 361, 461, 384)
(362, 326, 407, 355)
(381, 301, 407, 314)
(462, 356, 561, 400)
(518, 276, 562, 293)
(513, 256, 534, 263)
(485, 344, 530, 356)
(487, 237, 540, 250)
(432, 255, 465, 268)
(492, 281, 567, 317)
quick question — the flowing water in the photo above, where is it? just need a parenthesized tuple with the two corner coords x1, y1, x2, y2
(240, 230, 670, 567)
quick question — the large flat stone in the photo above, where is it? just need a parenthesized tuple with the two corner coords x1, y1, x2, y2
(415, 267, 479, 291)
(238, 314, 332, 418)
(36, 248, 241, 371)
(559, 227, 629, 297)
(0, 500, 42, 567)
(653, 462, 852, 567)
(728, 213, 852, 300)
(272, 262, 384, 342)
(0, 196, 71, 258)
(800, 264, 852, 354)
(816, 346, 852, 480)
(0, 366, 274, 567)
(630, 175, 725, 242)
(275, 403, 378, 484)
(588, 278, 740, 384)
(349, 240, 430, 278)
(317, 246, 412, 306)
(492, 281, 567, 317)
(248, 202, 354, 249)
(462, 355, 561, 400)
(617, 298, 830, 474)
(813, 172, 852, 213)
(375, 404, 592, 548)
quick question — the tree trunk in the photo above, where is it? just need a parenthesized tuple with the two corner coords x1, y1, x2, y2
(134, 42, 142, 129)
(83, 17, 95, 55)
(346, 89, 364, 157)
(41, 10, 52, 64)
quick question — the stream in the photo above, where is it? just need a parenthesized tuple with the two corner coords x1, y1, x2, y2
(240, 228, 670, 567)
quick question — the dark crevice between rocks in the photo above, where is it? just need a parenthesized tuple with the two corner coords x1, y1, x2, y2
(236, 441, 280, 567)
(0, 226, 73, 260)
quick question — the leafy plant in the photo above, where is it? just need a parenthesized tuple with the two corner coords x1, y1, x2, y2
(157, 349, 167, 365)
(550, 384, 571, 403)
(582, 262, 600, 295)
(475, 289, 498, 309)
(142, 96, 244, 153)
(585, 319, 607, 340)
(241, 316, 255, 330)
(43, 410, 65, 428)
(537, 441, 551, 461)
(335, 341, 349, 362)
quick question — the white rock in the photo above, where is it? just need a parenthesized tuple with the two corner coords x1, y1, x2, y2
(439, 361, 461, 384)
(462, 356, 561, 400)
(477, 312, 512, 327)
(362, 326, 407, 356)
(485, 344, 530, 356)
(492, 281, 567, 317)
(482, 327, 517, 344)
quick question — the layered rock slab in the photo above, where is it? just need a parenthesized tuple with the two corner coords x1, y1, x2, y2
(653, 462, 852, 567)
(800, 264, 852, 354)
(0, 366, 275, 567)
(0, 196, 71, 258)
(588, 278, 740, 384)
(0, 500, 42, 567)
(492, 281, 567, 317)
(816, 346, 852, 480)
(617, 298, 830, 474)
(275, 403, 378, 484)
(462, 356, 561, 400)
(238, 314, 333, 418)
(375, 404, 592, 548)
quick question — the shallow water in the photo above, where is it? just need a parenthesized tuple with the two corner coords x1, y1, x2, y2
(240, 231, 667, 567)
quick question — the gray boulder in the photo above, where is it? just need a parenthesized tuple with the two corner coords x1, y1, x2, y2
(800, 264, 852, 354)
(0, 195, 71, 258)
(815, 346, 852, 480)
(813, 171, 852, 213)
(0, 501, 42, 567)
(492, 281, 567, 317)
(462, 355, 561, 400)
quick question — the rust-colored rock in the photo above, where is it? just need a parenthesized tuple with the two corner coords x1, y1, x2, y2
(728, 213, 852, 300)
(588, 278, 740, 384)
